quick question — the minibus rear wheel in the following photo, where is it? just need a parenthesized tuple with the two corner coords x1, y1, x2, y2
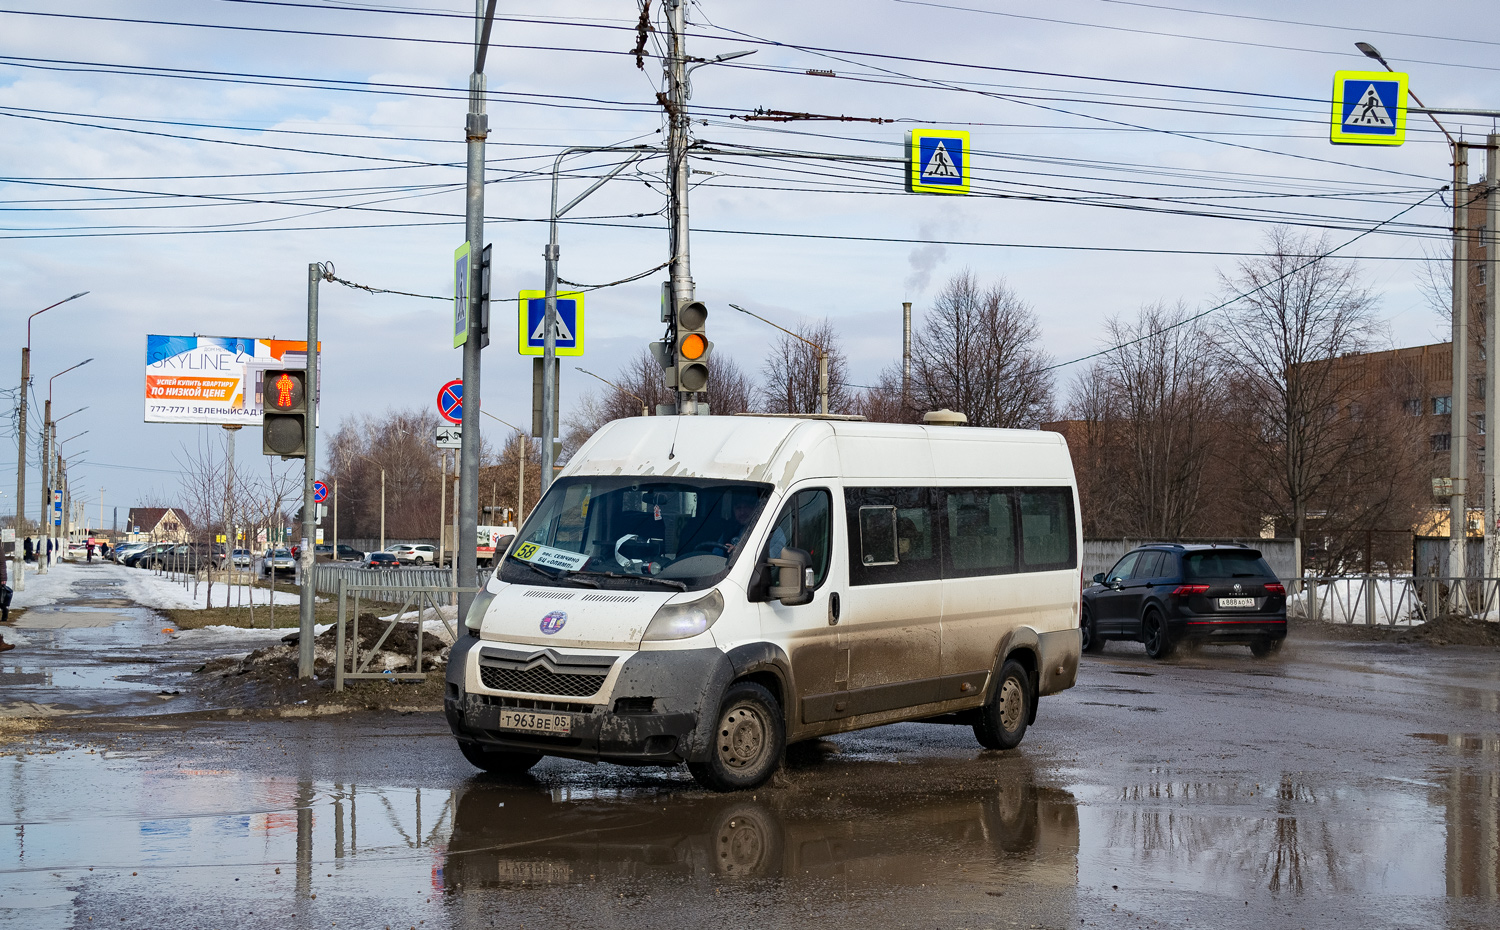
(973, 659, 1032, 751)
(689, 681, 785, 792)
(458, 741, 542, 776)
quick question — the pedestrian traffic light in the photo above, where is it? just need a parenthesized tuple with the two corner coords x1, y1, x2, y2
(675, 300, 711, 393)
(262, 369, 307, 458)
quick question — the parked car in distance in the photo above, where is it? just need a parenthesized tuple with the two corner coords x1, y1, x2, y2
(124, 542, 174, 568)
(1081, 543, 1286, 659)
(219, 548, 252, 569)
(313, 543, 365, 562)
(262, 548, 296, 575)
(140, 543, 215, 572)
(112, 543, 148, 564)
(389, 543, 437, 565)
(363, 552, 400, 570)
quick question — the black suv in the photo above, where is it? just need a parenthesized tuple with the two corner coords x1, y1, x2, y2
(1081, 544, 1286, 659)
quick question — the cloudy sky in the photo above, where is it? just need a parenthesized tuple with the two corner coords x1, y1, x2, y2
(2, 0, 1497, 521)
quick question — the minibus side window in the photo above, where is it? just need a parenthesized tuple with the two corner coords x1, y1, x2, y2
(941, 488, 1018, 577)
(764, 489, 833, 586)
(846, 487, 940, 585)
(1018, 488, 1077, 571)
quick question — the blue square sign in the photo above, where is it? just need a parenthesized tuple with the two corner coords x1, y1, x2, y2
(517, 291, 584, 356)
(1330, 70, 1407, 146)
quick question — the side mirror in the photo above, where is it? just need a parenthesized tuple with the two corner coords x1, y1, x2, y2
(767, 547, 814, 606)
(1091, 572, 1106, 585)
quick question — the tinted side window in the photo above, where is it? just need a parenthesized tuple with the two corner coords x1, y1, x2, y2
(1018, 488, 1076, 571)
(1107, 552, 1139, 584)
(846, 487, 940, 585)
(764, 489, 833, 587)
(1130, 551, 1165, 580)
(942, 488, 1017, 577)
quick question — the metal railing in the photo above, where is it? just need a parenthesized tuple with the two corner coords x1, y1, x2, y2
(333, 578, 478, 691)
(1293, 576, 1500, 625)
(312, 563, 453, 599)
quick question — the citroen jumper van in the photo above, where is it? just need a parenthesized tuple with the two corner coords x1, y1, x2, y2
(446, 415, 1082, 791)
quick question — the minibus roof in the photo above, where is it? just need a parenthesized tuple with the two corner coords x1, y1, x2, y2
(562, 416, 1073, 490)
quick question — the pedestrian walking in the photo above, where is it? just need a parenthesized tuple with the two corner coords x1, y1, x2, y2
(86, 541, 94, 563)
(1, 545, 14, 631)
(23, 537, 33, 563)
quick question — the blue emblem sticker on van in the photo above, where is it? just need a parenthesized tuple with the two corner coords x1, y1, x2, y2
(539, 610, 567, 635)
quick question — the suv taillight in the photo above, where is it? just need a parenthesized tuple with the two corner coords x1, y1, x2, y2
(1264, 583, 1285, 595)
(1171, 584, 1209, 596)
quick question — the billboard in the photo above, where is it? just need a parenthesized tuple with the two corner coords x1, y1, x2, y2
(144, 335, 319, 425)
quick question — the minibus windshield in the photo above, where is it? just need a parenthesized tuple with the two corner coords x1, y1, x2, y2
(499, 476, 774, 591)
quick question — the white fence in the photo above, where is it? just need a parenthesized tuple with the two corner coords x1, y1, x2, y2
(311, 563, 454, 599)
(1292, 576, 1500, 625)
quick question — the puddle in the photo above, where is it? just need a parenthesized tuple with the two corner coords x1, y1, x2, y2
(1413, 733, 1500, 752)
(1112, 670, 1155, 677)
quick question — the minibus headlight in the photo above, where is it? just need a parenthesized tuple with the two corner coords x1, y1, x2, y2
(464, 583, 497, 636)
(643, 589, 724, 641)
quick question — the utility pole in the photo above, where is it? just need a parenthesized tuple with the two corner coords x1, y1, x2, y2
(296, 264, 321, 678)
(458, 0, 498, 621)
(38, 399, 50, 573)
(666, 0, 694, 414)
(1485, 134, 1500, 583)
(1451, 142, 1470, 599)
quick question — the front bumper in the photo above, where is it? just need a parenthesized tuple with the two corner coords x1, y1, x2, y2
(445, 636, 733, 765)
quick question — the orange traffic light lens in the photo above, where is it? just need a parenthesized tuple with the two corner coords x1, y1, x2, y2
(680, 333, 707, 360)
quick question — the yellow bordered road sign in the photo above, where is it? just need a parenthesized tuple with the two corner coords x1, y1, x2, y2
(452, 240, 471, 348)
(1330, 70, 1408, 146)
(517, 290, 585, 357)
(906, 128, 971, 194)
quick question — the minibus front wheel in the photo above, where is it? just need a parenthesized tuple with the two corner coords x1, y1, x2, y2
(689, 681, 786, 792)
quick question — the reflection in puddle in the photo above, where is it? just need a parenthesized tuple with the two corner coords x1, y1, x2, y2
(1415, 732, 1500, 899)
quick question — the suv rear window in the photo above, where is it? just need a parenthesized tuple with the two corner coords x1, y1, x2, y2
(1183, 550, 1273, 579)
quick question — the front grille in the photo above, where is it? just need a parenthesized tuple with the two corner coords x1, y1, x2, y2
(474, 694, 595, 714)
(480, 665, 606, 697)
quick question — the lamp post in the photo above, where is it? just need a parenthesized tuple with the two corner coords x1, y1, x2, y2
(15, 292, 88, 564)
(729, 303, 832, 414)
(38, 359, 91, 572)
(479, 409, 530, 524)
(576, 367, 650, 418)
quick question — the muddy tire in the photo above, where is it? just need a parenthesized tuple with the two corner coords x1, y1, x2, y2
(973, 659, 1032, 751)
(689, 681, 785, 792)
(457, 741, 542, 776)
(1250, 637, 1282, 658)
(1142, 608, 1175, 659)
(1081, 606, 1104, 653)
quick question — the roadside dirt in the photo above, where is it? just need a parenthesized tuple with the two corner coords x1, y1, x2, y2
(1291, 614, 1500, 648)
(194, 615, 449, 712)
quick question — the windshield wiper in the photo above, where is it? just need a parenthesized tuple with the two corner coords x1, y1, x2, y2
(511, 559, 598, 588)
(570, 569, 686, 590)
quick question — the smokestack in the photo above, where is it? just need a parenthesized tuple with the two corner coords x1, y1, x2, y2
(902, 302, 912, 401)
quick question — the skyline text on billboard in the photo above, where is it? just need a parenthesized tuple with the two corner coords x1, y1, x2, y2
(144, 335, 320, 426)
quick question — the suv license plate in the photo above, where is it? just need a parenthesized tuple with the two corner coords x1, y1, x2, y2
(499, 710, 572, 736)
(1218, 597, 1256, 608)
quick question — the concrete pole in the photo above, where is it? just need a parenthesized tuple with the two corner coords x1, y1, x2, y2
(298, 263, 320, 679)
(14, 346, 27, 567)
(1451, 142, 1470, 606)
(517, 434, 525, 523)
(818, 352, 830, 415)
(38, 399, 50, 574)
(457, 0, 495, 621)
(1486, 135, 1500, 593)
(380, 468, 386, 552)
(333, 479, 338, 556)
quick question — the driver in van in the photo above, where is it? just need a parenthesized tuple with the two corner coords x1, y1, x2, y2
(722, 491, 786, 559)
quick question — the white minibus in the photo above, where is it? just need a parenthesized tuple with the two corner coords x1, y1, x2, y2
(446, 415, 1082, 790)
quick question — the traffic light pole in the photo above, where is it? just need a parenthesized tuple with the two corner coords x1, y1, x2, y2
(666, 0, 694, 414)
(298, 263, 320, 679)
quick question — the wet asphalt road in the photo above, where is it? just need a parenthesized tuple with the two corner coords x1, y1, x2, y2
(3, 590, 1500, 929)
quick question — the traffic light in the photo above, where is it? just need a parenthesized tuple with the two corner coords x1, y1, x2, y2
(675, 300, 711, 393)
(262, 369, 307, 458)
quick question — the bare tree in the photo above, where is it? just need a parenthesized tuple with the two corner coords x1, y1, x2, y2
(1217, 227, 1388, 568)
(759, 319, 850, 414)
(851, 366, 923, 424)
(1072, 302, 1225, 538)
(909, 271, 1053, 427)
(321, 408, 446, 541)
(175, 429, 227, 604)
(564, 349, 756, 458)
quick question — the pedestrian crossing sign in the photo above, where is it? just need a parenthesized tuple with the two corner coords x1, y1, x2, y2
(518, 290, 584, 356)
(906, 128, 971, 194)
(1330, 70, 1407, 146)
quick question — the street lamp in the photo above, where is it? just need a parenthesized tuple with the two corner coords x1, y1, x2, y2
(576, 367, 650, 418)
(15, 291, 88, 549)
(1355, 42, 1455, 146)
(729, 303, 833, 415)
(38, 361, 92, 572)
